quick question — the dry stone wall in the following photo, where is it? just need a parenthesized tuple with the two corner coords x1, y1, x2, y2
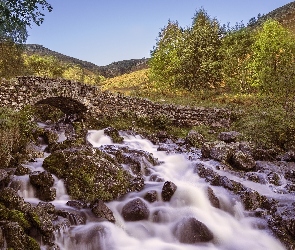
(0, 76, 232, 127)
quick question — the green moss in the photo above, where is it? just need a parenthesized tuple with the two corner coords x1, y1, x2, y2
(9, 210, 31, 230)
(27, 236, 40, 250)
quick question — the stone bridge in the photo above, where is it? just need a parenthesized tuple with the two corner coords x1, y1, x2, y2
(0, 76, 232, 127)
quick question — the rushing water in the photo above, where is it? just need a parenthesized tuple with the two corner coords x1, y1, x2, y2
(17, 129, 286, 250)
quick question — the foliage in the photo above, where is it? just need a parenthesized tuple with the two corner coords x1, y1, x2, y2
(149, 20, 183, 88)
(0, 0, 52, 43)
(180, 9, 223, 90)
(24, 54, 65, 78)
(248, 19, 295, 94)
(23, 54, 105, 84)
(0, 39, 24, 78)
(0, 106, 36, 168)
(220, 25, 255, 92)
(149, 9, 223, 90)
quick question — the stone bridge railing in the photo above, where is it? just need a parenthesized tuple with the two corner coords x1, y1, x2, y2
(0, 76, 232, 128)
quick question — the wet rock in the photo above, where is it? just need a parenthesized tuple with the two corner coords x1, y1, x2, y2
(246, 172, 266, 184)
(104, 127, 123, 143)
(285, 170, 295, 182)
(195, 163, 219, 183)
(268, 204, 295, 249)
(278, 151, 295, 162)
(144, 190, 158, 203)
(173, 217, 214, 244)
(218, 131, 240, 143)
(202, 142, 236, 163)
(161, 181, 177, 202)
(43, 147, 142, 202)
(185, 130, 204, 148)
(66, 200, 87, 210)
(267, 172, 281, 186)
(37, 202, 56, 215)
(57, 210, 86, 225)
(29, 171, 54, 188)
(0, 221, 39, 250)
(15, 165, 31, 176)
(230, 150, 256, 171)
(241, 189, 262, 210)
(29, 171, 56, 201)
(91, 200, 115, 223)
(0, 169, 9, 188)
(36, 186, 56, 202)
(0, 187, 31, 212)
(207, 187, 220, 208)
(149, 174, 165, 182)
(42, 129, 59, 145)
(122, 198, 149, 221)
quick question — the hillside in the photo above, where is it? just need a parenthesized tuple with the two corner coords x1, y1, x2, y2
(253, 1, 295, 32)
(24, 44, 149, 78)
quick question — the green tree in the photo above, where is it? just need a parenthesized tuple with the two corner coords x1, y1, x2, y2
(180, 9, 223, 90)
(0, 0, 52, 43)
(0, 39, 24, 78)
(220, 25, 255, 92)
(248, 19, 295, 95)
(24, 54, 66, 78)
(149, 20, 184, 88)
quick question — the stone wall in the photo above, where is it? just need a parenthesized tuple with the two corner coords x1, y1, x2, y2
(0, 76, 232, 127)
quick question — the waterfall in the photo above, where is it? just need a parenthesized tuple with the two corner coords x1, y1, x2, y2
(17, 129, 286, 250)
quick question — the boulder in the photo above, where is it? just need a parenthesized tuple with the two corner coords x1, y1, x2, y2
(66, 200, 87, 210)
(29, 171, 54, 188)
(36, 186, 56, 202)
(241, 189, 262, 210)
(57, 209, 86, 225)
(230, 150, 256, 171)
(15, 165, 31, 176)
(0, 169, 9, 188)
(42, 147, 143, 202)
(185, 130, 204, 148)
(218, 131, 240, 143)
(173, 217, 214, 244)
(104, 127, 123, 143)
(91, 200, 115, 223)
(144, 190, 158, 203)
(122, 198, 149, 221)
(161, 181, 177, 202)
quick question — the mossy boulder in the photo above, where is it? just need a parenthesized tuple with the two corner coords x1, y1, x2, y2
(42, 146, 144, 202)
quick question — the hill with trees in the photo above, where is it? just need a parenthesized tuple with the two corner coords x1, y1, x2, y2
(25, 44, 149, 78)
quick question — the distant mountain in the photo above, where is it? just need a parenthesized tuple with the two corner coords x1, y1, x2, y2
(251, 1, 295, 33)
(24, 44, 149, 78)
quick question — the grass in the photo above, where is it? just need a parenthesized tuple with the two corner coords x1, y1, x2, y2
(100, 69, 295, 150)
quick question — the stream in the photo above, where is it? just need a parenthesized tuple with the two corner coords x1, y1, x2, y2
(15, 128, 286, 250)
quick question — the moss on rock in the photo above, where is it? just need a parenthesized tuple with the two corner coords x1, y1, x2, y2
(43, 147, 143, 202)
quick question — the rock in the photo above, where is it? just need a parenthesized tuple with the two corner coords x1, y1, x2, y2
(66, 200, 87, 210)
(42, 147, 142, 202)
(152, 209, 170, 223)
(173, 217, 214, 244)
(185, 130, 204, 148)
(36, 186, 56, 202)
(202, 141, 237, 163)
(161, 181, 177, 202)
(278, 151, 295, 162)
(104, 127, 123, 143)
(91, 200, 115, 223)
(0, 187, 31, 212)
(42, 129, 59, 145)
(57, 210, 86, 225)
(122, 198, 149, 221)
(207, 187, 220, 208)
(14, 165, 31, 176)
(230, 150, 256, 171)
(241, 189, 262, 210)
(218, 131, 240, 143)
(267, 172, 281, 186)
(29, 171, 54, 188)
(0, 222, 39, 250)
(144, 190, 158, 203)
(0, 169, 9, 188)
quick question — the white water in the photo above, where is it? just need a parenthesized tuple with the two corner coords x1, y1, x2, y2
(17, 129, 286, 250)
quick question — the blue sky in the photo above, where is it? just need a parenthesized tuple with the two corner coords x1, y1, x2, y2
(26, 0, 293, 66)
